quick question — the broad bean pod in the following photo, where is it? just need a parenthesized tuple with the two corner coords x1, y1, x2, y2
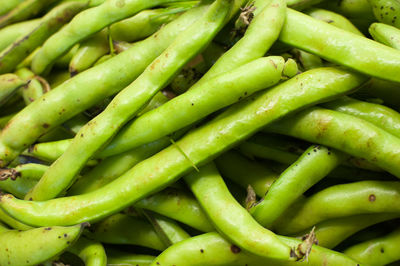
(251, 145, 347, 228)
(0, 1, 89, 74)
(0, 223, 86, 266)
(273, 181, 400, 235)
(27, 0, 233, 201)
(266, 107, 400, 178)
(370, 0, 400, 28)
(369, 22, 400, 49)
(0, 3, 209, 167)
(31, 0, 198, 74)
(0, 208, 31, 230)
(0, 73, 26, 106)
(0, 67, 366, 226)
(0, 0, 24, 16)
(185, 163, 298, 261)
(344, 227, 400, 265)
(292, 49, 323, 71)
(0, 19, 40, 51)
(68, 237, 107, 266)
(280, 8, 400, 82)
(106, 249, 155, 266)
(15, 68, 50, 106)
(0, 220, 9, 233)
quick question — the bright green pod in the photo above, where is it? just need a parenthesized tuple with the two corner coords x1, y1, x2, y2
(0, 223, 86, 266)
(292, 49, 323, 71)
(0, 208, 32, 230)
(106, 249, 155, 266)
(184, 163, 298, 261)
(369, 22, 400, 49)
(31, 0, 199, 74)
(250, 145, 347, 228)
(15, 68, 49, 105)
(69, 237, 107, 266)
(0, 1, 89, 74)
(280, 8, 400, 82)
(305, 8, 364, 36)
(266, 107, 400, 178)
(0, 19, 40, 52)
(294, 213, 400, 249)
(0, 113, 14, 129)
(286, 0, 324, 10)
(0, 220, 10, 233)
(84, 213, 166, 250)
(370, 0, 400, 28)
(322, 96, 400, 139)
(273, 181, 400, 235)
(0, 3, 209, 167)
(344, 227, 400, 265)
(152, 232, 361, 266)
(0, 67, 366, 226)
(0, 0, 25, 16)
(27, 0, 234, 201)
(0, 73, 26, 106)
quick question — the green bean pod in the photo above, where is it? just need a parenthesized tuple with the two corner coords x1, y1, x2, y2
(280, 8, 400, 82)
(0, 3, 209, 167)
(0, 1, 89, 74)
(369, 22, 400, 49)
(0, 67, 366, 226)
(295, 213, 400, 249)
(266, 107, 400, 178)
(84, 213, 166, 250)
(106, 249, 155, 266)
(27, 0, 233, 201)
(370, 0, 400, 28)
(69, 29, 109, 76)
(251, 145, 347, 228)
(286, 0, 324, 10)
(0, 0, 24, 16)
(306, 8, 364, 36)
(69, 237, 107, 266)
(0, 208, 31, 230)
(0, 113, 14, 129)
(152, 232, 361, 266)
(0, 223, 86, 266)
(322, 96, 400, 139)
(0, 19, 40, 52)
(344, 227, 400, 265)
(15, 68, 49, 105)
(185, 163, 298, 261)
(292, 49, 323, 71)
(0, 73, 26, 106)
(0, 220, 10, 233)
(273, 181, 400, 235)
(31, 0, 198, 74)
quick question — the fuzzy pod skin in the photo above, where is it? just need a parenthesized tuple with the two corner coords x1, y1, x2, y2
(305, 8, 364, 36)
(369, 22, 400, 49)
(185, 163, 297, 261)
(0, 67, 366, 226)
(370, 0, 400, 28)
(0, 73, 26, 107)
(84, 213, 166, 251)
(250, 145, 347, 228)
(152, 232, 360, 266)
(31, 0, 197, 74)
(0, 19, 40, 52)
(101, 56, 287, 157)
(106, 249, 155, 266)
(273, 181, 400, 235)
(266, 107, 400, 178)
(215, 150, 278, 197)
(0, 223, 86, 266)
(280, 8, 400, 82)
(0, 3, 210, 167)
(135, 187, 214, 232)
(27, 0, 234, 201)
(68, 237, 107, 266)
(344, 227, 400, 265)
(0, 1, 89, 74)
(294, 213, 400, 249)
(322, 96, 400, 139)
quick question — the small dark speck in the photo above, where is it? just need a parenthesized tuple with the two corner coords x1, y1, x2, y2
(230, 245, 241, 254)
(385, 12, 389, 15)
(391, 6, 395, 10)
(42, 123, 50, 128)
(45, 227, 51, 230)
(244, 92, 248, 95)
(368, 194, 376, 202)
(307, 153, 310, 155)
(67, 241, 70, 244)
(58, 236, 61, 239)
(380, 248, 384, 253)
(64, 233, 68, 238)
(327, 152, 331, 155)
(200, 249, 204, 253)
(191, 103, 194, 106)
(81, 133, 84, 137)
(29, 198, 33, 201)
(156, 263, 160, 265)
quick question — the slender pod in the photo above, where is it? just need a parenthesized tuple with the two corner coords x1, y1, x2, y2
(0, 223, 86, 266)
(0, 208, 31, 230)
(106, 249, 155, 266)
(184, 163, 298, 261)
(273, 181, 400, 234)
(266, 107, 400, 178)
(250, 145, 347, 228)
(0, 74, 26, 106)
(0, 67, 366, 226)
(69, 237, 107, 266)
(31, 0, 200, 74)
(27, 0, 234, 201)
(295, 213, 400, 249)
(84, 213, 166, 250)
(344, 227, 400, 265)
(370, 0, 400, 28)
(0, 19, 40, 52)
(0, 3, 209, 167)
(280, 8, 400, 82)
(0, 1, 89, 74)
(369, 22, 400, 49)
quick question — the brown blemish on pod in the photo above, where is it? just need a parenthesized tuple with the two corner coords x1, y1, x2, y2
(368, 194, 376, 202)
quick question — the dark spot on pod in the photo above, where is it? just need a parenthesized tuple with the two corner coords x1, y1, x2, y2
(230, 245, 241, 253)
(42, 123, 50, 128)
(70, 69, 78, 77)
(81, 133, 84, 137)
(238, 96, 242, 101)
(327, 152, 331, 155)
(45, 227, 51, 230)
(67, 241, 70, 244)
(29, 197, 33, 201)
(200, 249, 204, 253)
(307, 153, 310, 155)
(156, 262, 160, 265)
(369, 194, 376, 202)
(381, 6, 384, 9)
(391, 7, 395, 10)
(64, 233, 68, 238)
(26, 261, 29, 263)
(385, 12, 389, 15)
(58, 236, 61, 238)
(191, 103, 194, 106)
(244, 92, 248, 95)
(381, 248, 384, 253)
